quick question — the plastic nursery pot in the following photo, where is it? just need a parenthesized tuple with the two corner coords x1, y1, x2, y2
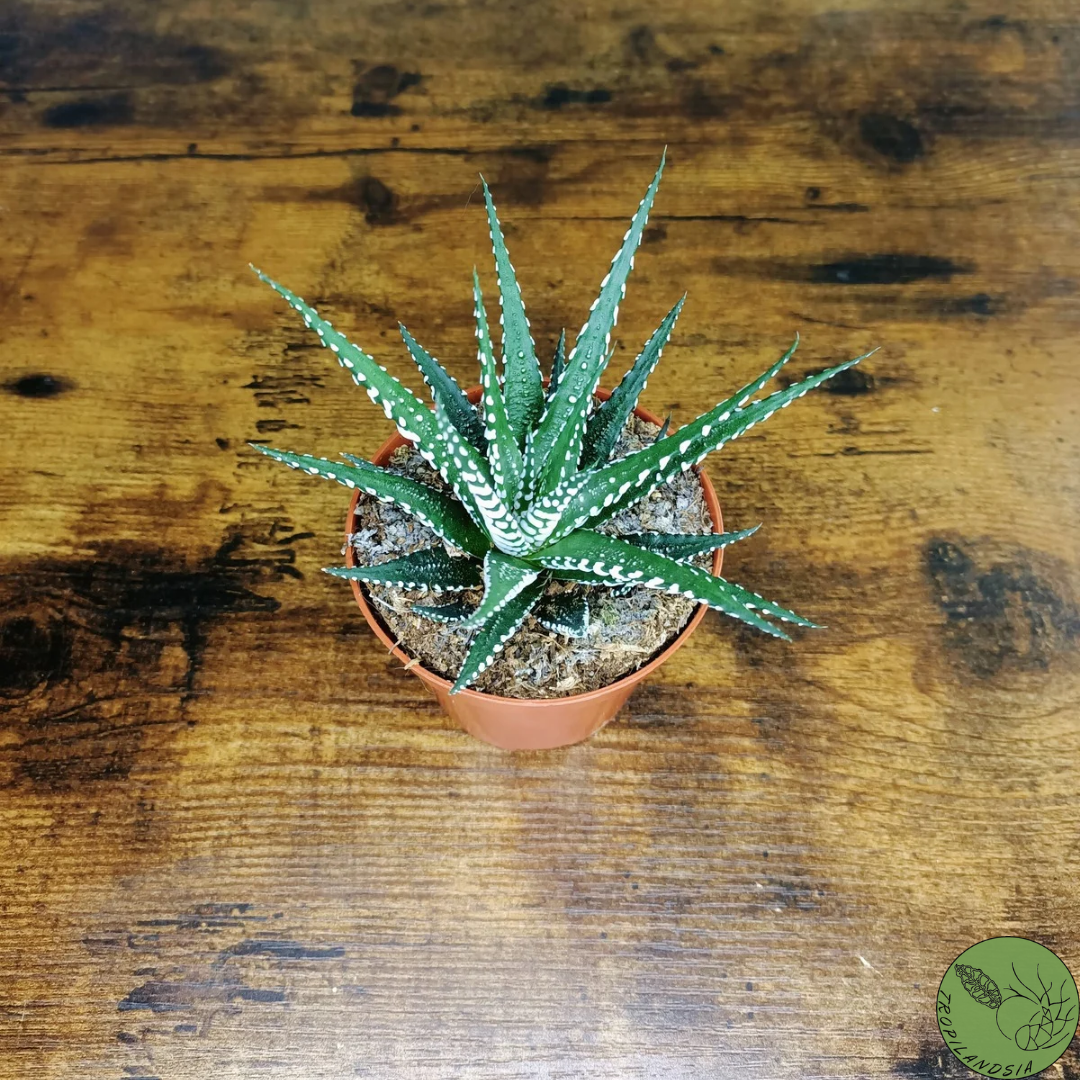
(344, 385, 724, 751)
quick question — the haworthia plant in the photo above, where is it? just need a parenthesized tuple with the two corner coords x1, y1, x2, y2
(251, 152, 873, 694)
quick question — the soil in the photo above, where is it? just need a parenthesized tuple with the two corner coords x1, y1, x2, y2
(347, 408, 715, 698)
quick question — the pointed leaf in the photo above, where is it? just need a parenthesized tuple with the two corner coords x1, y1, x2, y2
(472, 269, 525, 507)
(450, 576, 547, 694)
(411, 599, 475, 623)
(653, 413, 672, 444)
(516, 471, 595, 553)
(250, 444, 490, 558)
(620, 525, 760, 560)
(251, 267, 437, 449)
(325, 545, 483, 592)
(547, 329, 566, 401)
(532, 529, 821, 638)
(580, 294, 685, 470)
(429, 393, 529, 554)
(480, 178, 545, 442)
(459, 549, 541, 630)
(534, 591, 590, 638)
(554, 350, 870, 537)
(399, 323, 487, 453)
(548, 567, 635, 595)
(524, 151, 667, 498)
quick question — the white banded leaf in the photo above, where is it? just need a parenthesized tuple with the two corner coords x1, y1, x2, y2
(554, 352, 869, 537)
(459, 549, 541, 630)
(531, 529, 818, 639)
(547, 329, 566, 403)
(516, 471, 596, 553)
(324, 545, 484, 592)
(250, 444, 490, 558)
(579, 294, 685, 470)
(428, 394, 530, 555)
(250, 267, 436, 448)
(451, 576, 547, 694)
(480, 178, 545, 443)
(411, 599, 475, 623)
(534, 591, 590, 638)
(398, 323, 487, 453)
(525, 151, 666, 499)
(473, 269, 524, 508)
(620, 525, 760, 560)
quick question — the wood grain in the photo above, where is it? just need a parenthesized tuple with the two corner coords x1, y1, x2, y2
(1, 1, 1079, 1076)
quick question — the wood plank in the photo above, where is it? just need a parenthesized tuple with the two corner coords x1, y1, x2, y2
(1, 1, 1078, 1077)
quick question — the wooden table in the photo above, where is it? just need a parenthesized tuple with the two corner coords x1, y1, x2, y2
(2, 2, 1078, 1076)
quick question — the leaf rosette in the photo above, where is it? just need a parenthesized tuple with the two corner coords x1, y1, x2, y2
(251, 152, 872, 693)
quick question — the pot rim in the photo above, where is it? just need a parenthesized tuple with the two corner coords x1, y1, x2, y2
(344, 385, 724, 706)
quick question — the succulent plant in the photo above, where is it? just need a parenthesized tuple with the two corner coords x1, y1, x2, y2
(251, 151, 869, 694)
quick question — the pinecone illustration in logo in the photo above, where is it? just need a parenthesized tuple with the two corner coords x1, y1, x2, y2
(955, 964, 1003, 1009)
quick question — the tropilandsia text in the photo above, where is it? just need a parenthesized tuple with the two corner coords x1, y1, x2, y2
(937, 991, 1035, 1077)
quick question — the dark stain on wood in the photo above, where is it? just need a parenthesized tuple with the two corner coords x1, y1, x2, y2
(254, 417, 300, 434)
(0, 2, 229, 87)
(709, 254, 972, 288)
(0, 538, 280, 789)
(926, 538, 1080, 679)
(859, 113, 926, 163)
(4, 373, 73, 398)
(804, 366, 877, 395)
(242, 369, 324, 410)
(504, 144, 557, 165)
(539, 84, 613, 109)
(809, 255, 969, 285)
(351, 64, 422, 118)
(927, 292, 1006, 317)
(892, 1039, 970, 1077)
(118, 977, 285, 1012)
(357, 175, 397, 224)
(217, 939, 346, 962)
(483, 152, 554, 208)
(0, 614, 72, 693)
(42, 91, 134, 128)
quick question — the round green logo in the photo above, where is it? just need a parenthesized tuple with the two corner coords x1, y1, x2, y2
(937, 937, 1078, 1077)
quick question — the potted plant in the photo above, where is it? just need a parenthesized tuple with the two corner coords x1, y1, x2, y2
(250, 151, 868, 749)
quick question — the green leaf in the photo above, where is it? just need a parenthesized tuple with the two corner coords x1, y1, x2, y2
(250, 444, 490, 558)
(252, 267, 523, 551)
(653, 414, 672, 444)
(411, 598, 475, 623)
(251, 267, 437, 449)
(554, 348, 871, 537)
(532, 529, 820, 639)
(517, 471, 595, 553)
(451, 576, 547, 694)
(398, 323, 487, 453)
(459, 549, 541, 629)
(479, 178, 545, 443)
(580, 294, 685, 470)
(524, 151, 667, 499)
(324, 545, 484, 592)
(428, 393, 528, 555)
(620, 525, 760, 560)
(547, 329, 566, 401)
(534, 591, 590, 638)
(472, 269, 525, 508)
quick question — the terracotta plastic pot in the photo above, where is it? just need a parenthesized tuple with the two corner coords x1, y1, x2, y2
(344, 385, 723, 750)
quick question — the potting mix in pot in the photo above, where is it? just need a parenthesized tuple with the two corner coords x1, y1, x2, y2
(251, 151, 869, 706)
